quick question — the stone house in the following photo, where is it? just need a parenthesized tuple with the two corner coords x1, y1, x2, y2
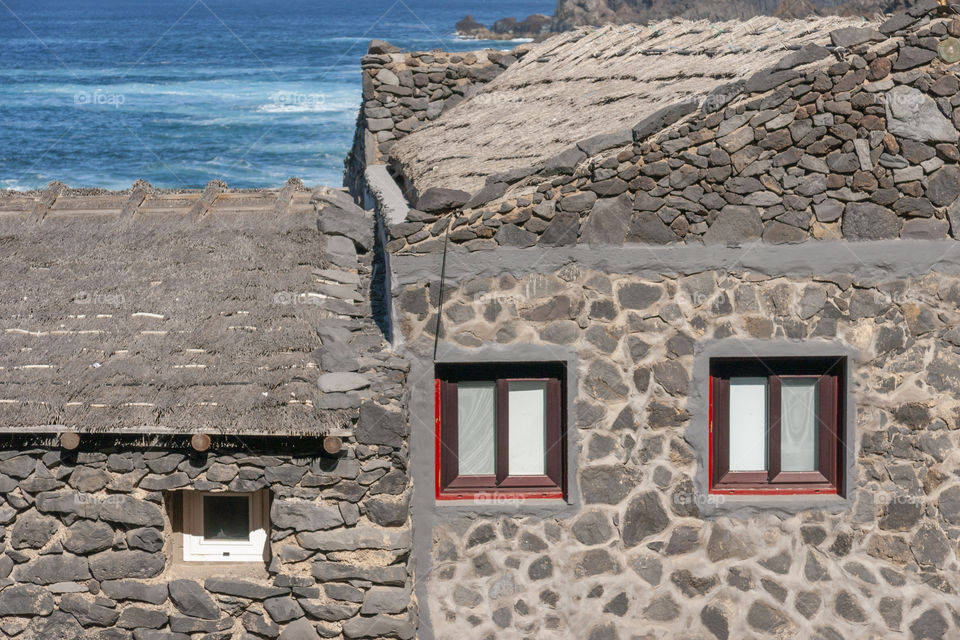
(0, 182, 415, 639)
(349, 5, 960, 640)
(5, 4, 960, 640)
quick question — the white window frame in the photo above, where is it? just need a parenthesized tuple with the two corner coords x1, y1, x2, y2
(182, 490, 269, 563)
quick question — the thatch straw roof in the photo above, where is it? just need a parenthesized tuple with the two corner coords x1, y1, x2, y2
(390, 15, 873, 196)
(0, 180, 393, 435)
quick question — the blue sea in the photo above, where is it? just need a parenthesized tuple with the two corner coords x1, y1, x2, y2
(0, 0, 553, 190)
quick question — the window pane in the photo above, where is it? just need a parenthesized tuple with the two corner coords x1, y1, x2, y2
(508, 381, 547, 476)
(203, 495, 250, 541)
(781, 378, 819, 472)
(728, 377, 768, 472)
(457, 382, 496, 475)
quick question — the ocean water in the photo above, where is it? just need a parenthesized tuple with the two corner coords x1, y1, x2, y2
(0, 0, 554, 191)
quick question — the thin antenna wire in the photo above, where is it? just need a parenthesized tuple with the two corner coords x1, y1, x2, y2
(432, 216, 452, 362)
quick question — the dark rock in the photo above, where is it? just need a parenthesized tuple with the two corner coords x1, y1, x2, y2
(368, 40, 401, 54)
(572, 511, 613, 545)
(671, 569, 719, 597)
(14, 553, 90, 584)
(63, 520, 115, 554)
(747, 601, 790, 633)
(0, 584, 55, 615)
(464, 182, 508, 209)
(99, 496, 164, 527)
(89, 550, 164, 581)
(356, 401, 405, 448)
(745, 69, 799, 93)
(909, 609, 947, 640)
(928, 165, 960, 207)
(701, 603, 729, 640)
(11, 511, 59, 549)
(894, 46, 936, 70)
(559, 191, 597, 213)
(542, 147, 586, 175)
(364, 495, 410, 527)
(652, 360, 688, 396)
(582, 194, 631, 245)
(644, 595, 680, 621)
(706, 525, 753, 562)
(578, 129, 633, 156)
(834, 591, 866, 622)
(528, 555, 553, 580)
(621, 492, 669, 547)
(628, 212, 677, 244)
(886, 86, 957, 143)
(26, 611, 84, 640)
(168, 580, 220, 620)
(617, 282, 662, 309)
(830, 27, 882, 47)
(581, 465, 638, 504)
(495, 223, 537, 247)
(204, 578, 287, 600)
(843, 203, 898, 240)
(271, 500, 344, 532)
(775, 44, 830, 70)
(796, 591, 821, 619)
(126, 527, 164, 553)
(416, 188, 470, 212)
(633, 101, 698, 143)
(101, 580, 169, 605)
(703, 205, 762, 245)
(574, 548, 619, 577)
(117, 607, 169, 629)
(264, 596, 305, 623)
(540, 211, 580, 246)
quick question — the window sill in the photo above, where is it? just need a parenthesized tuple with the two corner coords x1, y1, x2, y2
(695, 490, 850, 518)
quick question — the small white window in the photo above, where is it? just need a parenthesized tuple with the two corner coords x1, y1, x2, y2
(182, 490, 269, 563)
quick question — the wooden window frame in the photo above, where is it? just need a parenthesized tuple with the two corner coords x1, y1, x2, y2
(436, 362, 566, 500)
(182, 490, 270, 562)
(710, 357, 844, 496)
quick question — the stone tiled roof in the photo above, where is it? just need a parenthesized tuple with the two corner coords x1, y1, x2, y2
(389, 15, 874, 197)
(0, 180, 395, 435)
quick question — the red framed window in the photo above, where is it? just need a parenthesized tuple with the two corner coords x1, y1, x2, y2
(435, 362, 566, 500)
(710, 357, 845, 495)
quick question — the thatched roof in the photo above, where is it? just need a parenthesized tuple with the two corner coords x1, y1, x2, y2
(390, 15, 873, 196)
(0, 180, 392, 435)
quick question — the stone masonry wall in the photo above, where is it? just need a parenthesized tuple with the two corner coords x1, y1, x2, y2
(397, 264, 960, 639)
(386, 13, 960, 253)
(0, 433, 414, 639)
(343, 41, 529, 200)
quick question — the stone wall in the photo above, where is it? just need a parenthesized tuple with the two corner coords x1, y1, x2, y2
(385, 15, 960, 253)
(343, 41, 529, 200)
(0, 429, 415, 639)
(395, 258, 960, 639)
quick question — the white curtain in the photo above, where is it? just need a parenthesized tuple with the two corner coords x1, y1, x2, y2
(728, 377, 768, 472)
(457, 382, 496, 475)
(508, 381, 547, 476)
(780, 379, 818, 472)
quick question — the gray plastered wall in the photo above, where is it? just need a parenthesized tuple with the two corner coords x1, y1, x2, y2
(393, 239, 960, 640)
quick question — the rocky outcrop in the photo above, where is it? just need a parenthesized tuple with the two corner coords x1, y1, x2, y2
(455, 13, 553, 40)
(470, 0, 924, 37)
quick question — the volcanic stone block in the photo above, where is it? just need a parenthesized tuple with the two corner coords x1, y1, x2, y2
(885, 86, 957, 143)
(169, 579, 220, 620)
(0, 585, 55, 616)
(271, 499, 344, 532)
(416, 187, 470, 212)
(63, 520, 115, 554)
(89, 550, 165, 581)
